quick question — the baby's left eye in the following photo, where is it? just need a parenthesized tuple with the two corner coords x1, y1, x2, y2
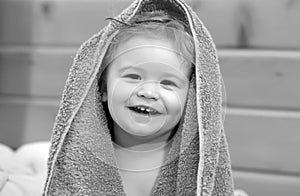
(123, 74, 141, 80)
(161, 80, 178, 87)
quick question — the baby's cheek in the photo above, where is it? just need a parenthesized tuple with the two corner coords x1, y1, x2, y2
(109, 81, 136, 100)
(163, 91, 184, 114)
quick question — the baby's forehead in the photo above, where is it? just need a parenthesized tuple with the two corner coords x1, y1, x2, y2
(111, 36, 192, 75)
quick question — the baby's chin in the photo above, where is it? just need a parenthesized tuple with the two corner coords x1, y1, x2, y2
(120, 128, 174, 150)
(123, 124, 177, 141)
(124, 128, 161, 137)
(118, 121, 162, 136)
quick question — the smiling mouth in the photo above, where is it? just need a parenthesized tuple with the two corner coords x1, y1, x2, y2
(128, 105, 160, 115)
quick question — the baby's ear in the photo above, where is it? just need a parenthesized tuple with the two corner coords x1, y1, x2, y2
(99, 77, 108, 102)
(102, 92, 108, 102)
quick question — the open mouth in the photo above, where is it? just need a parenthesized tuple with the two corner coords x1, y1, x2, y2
(128, 105, 160, 115)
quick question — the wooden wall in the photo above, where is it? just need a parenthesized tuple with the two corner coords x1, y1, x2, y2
(0, 0, 299, 195)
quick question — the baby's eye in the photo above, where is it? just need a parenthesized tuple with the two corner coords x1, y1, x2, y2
(161, 80, 178, 87)
(123, 74, 141, 80)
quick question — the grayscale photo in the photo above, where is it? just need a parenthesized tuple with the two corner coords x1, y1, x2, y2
(0, 0, 299, 196)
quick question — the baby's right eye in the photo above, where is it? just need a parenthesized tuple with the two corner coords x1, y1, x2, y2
(123, 74, 141, 80)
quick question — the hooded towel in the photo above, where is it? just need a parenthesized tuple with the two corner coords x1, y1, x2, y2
(43, 0, 234, 195)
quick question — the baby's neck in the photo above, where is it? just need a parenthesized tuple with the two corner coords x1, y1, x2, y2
(113, 142, 170, 196)
(113, 140, 171, 171)
(112, 125, 176, 196)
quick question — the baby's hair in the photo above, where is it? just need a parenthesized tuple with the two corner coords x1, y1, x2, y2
(102, 12, 195, 73)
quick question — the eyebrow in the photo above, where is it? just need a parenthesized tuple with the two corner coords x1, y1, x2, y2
(118, 65, 143, 74)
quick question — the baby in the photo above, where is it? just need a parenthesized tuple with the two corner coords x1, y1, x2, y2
(43, 0, 234, 195)
(99, 14, 194, 195)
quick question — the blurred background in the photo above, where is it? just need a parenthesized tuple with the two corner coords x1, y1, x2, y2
(0, 0, 299, 195)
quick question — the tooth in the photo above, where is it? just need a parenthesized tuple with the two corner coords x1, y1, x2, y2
(146, 108, 150, 112)
(140, 107, 145, 111)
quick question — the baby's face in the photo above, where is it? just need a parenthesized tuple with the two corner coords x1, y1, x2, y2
(105, 36, 191, 139)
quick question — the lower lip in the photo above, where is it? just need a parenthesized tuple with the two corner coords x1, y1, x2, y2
(128, 108, 160, 124)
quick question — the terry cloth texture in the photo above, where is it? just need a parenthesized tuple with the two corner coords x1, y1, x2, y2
(43, 0, 234, 195)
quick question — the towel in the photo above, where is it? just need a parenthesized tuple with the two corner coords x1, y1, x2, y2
(43, 0, 234, 195)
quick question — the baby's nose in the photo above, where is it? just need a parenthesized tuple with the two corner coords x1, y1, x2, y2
(136, 82, 159, 100)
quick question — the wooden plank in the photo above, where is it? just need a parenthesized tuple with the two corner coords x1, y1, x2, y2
(0, 0, 131, 46)
(187, 0, 242, 48)
(219, 50, 300, 109)
(191, 0, 300, 49)
(0, 46, 74, 97)
(2, 48, 299, 110)
(0, 96, 59, 149)
(0, 0, 34, 45)
(29, 0, 132, 46)
(225, 108, 300, 174)
(241, 0, 300, 49)
(233, 170, 300, 196)
(1, 0, 300, 48)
